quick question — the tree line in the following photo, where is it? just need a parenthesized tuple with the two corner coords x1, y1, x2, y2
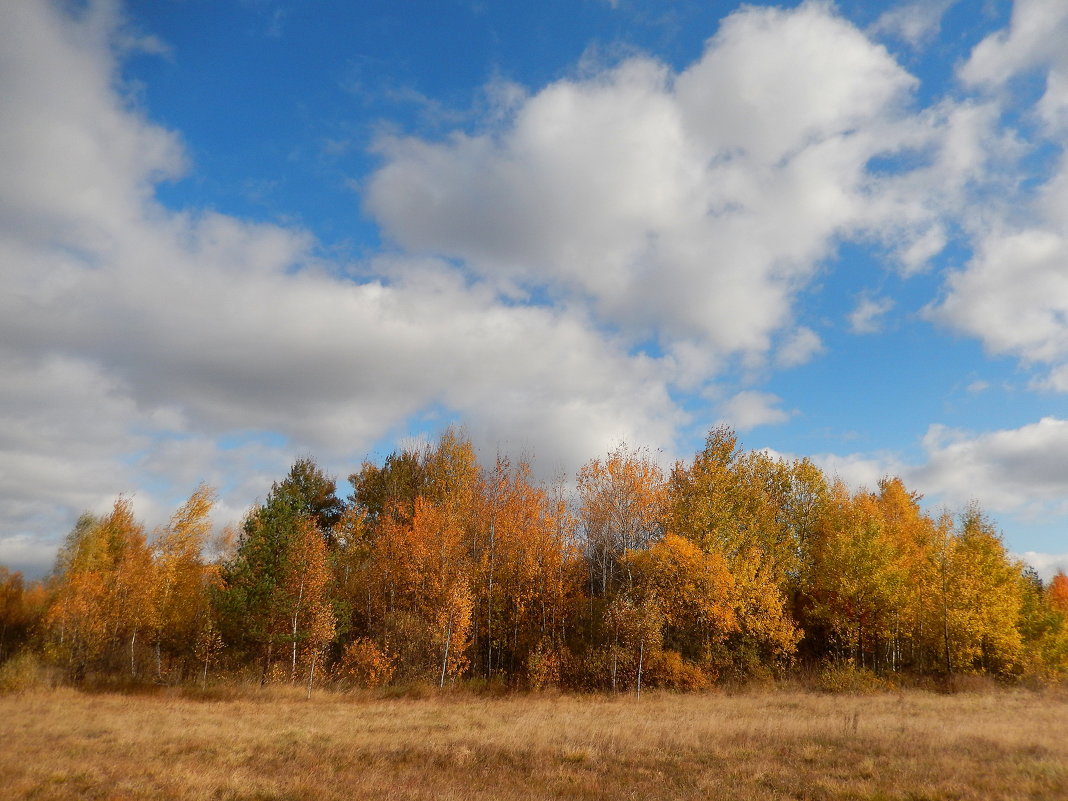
(2, 427, 1067, 691)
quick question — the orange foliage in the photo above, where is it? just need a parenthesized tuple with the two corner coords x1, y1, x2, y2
(44, 499, 154, 676)
(338, 637, 395, 687)
(15, 425, 1067, 688)
(1050, 572, 1068, 613)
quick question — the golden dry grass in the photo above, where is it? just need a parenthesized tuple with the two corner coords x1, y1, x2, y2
(1, 684, 1066, 800)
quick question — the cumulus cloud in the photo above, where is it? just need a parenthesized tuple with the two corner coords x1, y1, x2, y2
(960, 0, 1068, 133)
(932, 222, 1068, 375)
(815, 417, 1068, 519)
(809, 451, 908, 493)
(1014, 551, 1068, 582)
(776, 327, 825, 368)
(3, 0, 1062, 577)
(0, 535, 62, 578)
(717, 391, 794, 431)
(910, 417, 1068, 516)
(0, 1, 681, 573)
(849, 295, 895, 334)
(366, 1, 956, 363)
(929, 2, 1068, 387)
(870, 0, 961, 48)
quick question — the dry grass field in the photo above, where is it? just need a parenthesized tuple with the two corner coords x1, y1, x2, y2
(2, 684, 1067, 801)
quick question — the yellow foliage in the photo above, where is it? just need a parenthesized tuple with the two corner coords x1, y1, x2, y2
(645, 649, 712, 690)
(626, 533, 737, 640)
(578, 444, 665, 596)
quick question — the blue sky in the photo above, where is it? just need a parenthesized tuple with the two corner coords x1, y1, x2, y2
(2, 0, 1067, 578)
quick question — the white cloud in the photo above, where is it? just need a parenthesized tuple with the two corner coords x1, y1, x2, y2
(849, 295, 895, 334)
(718, 391, 794, 431)
(897, 223, 947, 274)
(933, 224, 1068, 366)
(813, 417, 1068, 526)
(870, 0, 961, 48)
(0, 535, 61, 578)
(809, 451, 907, 493)
(777, 327, 825, 368)
(0, 1, 683, 569)
(3, 0, 1062, 576)
(926, 2, 1068, 388)
(1014, 551, 1068, 582)
(911, 417, 1068, 516)
(366, 1, 950, 364)
(960, 0, 1068, 133)
(929, 147, 1068, 385)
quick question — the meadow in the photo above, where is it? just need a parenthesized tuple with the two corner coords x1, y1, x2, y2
(2, 683, 1067, 801)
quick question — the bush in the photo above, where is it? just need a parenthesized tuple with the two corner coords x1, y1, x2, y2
(646, 650, 712, 691)
(813, 661, 893, 694)
(0, 651, 49, 693)
(526, 641, 562, 691)
(336, 638, 395, 688)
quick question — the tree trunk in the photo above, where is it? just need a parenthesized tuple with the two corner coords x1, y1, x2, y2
(291, 576, 306, 683)
(487, 519, 495, 679)
(636, 640, 644, 700)
(306, 651, 317, 700)
(440, 613, 454, 689)
(261, 639, 274, 686)
(942, 573, 953, 674)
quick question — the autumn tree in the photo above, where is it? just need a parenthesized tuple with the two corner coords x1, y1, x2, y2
(11, 426, 1062, 689)
(145, 485, 218, 680)
(44, 499, 155, 678)
(870, 478, 947, 672)
(0, 568, 47, 662)
(422, 428, 480, 527)
(218, 458, 341, 681)
(939, 506, 1023, 674)
(472, 457, 579, 682)
(602, 592, 664, 695)
(337, 447, 429, 650)
(328, 505, 376, 646)
(1050, 571, 1068, 614)
(371, 498, 473, 683)
(624, 533, 738, 680)
(347, 430, 480, 684)
(666, 428, 800, 673)
(1017, 568, 1068, 678)
(577, 444, 665, 597)
(803, 484, 906, 669)
(281, 515, 336, 687)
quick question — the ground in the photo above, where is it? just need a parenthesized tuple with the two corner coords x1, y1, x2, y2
(2, 685, 1067, 800)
